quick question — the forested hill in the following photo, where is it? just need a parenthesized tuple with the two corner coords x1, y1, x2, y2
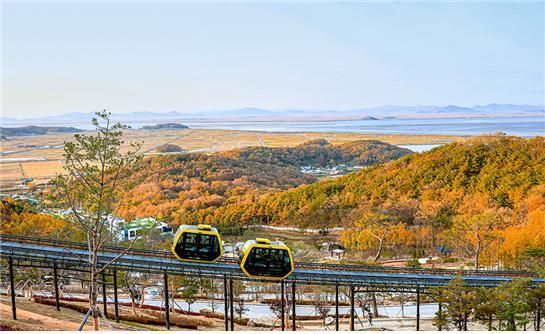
(197, 136, 545, 266)
(0, 126, 83, 136)
(119, 139, 410, 221)
(223, 139, 411, 167)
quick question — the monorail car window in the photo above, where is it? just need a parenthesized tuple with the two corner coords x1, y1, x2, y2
(174, 232, 220, 261)
(244, 247, 291, 277)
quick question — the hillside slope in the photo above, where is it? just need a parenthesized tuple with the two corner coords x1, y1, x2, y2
(204, 135, 545, 267)
(119, 139, 410, 223)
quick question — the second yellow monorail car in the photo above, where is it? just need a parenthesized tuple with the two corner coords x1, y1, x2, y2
(238, 238, 294, 279)
(171, 224, 223, 263)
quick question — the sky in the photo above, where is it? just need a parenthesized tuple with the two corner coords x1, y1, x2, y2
(2, 1, 544, 118)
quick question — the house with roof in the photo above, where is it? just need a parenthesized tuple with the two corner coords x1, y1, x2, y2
(122, 217, 173, 240)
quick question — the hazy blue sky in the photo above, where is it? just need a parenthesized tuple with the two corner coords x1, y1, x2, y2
(2, 1, 544, 118)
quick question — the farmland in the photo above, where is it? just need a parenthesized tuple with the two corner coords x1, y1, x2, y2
(0, 128, 466, 188)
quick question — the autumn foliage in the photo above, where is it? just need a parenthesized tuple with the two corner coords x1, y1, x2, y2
(160, 135, 543, 268)
(117, 139, 410, 226)
(3, 135, 544, 269)
(0, 199, 82, 240)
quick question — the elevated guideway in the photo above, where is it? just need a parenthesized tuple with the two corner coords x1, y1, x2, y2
(1, 234, 541, 290)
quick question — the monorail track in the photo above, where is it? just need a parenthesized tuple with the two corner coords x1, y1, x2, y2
(1, 234, 542, 290)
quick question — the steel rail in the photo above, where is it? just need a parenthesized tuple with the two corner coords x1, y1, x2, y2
(0, 234, 535, 278)
(1, 239, 543, 290)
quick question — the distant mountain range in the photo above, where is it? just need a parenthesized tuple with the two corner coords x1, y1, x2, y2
(0, 125, 83, 137)
(1, 104, 543, 126)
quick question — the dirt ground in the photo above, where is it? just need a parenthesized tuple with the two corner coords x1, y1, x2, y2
(0, 296, 498, 331)
(0, 296, 250, 331)
(0, 298, 96, 330)
(0, 297, 177, 331)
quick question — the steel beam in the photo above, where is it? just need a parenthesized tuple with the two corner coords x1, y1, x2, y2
(163, 271, 170, 330)
(113, 268, 119, 323)
(350, 285, 355, 331)
(291, 282, 296, 331)
(101, 271, 107, 318)
(281, 280, 285, 331)
(8, 257, 16, 320)
(416, 288, 420, 331)
(335, 283, 339, 331)
(2, 237, 543, 292)
(53, 263, 60, 311)
(229, 279, 234, 331)
(224, 275, 229, 331)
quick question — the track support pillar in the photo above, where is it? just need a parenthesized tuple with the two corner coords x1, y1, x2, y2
(53, 263, 60, 311)
(291, 282, 296, 331)
(113, 268, 119, 323)
(229, 279, 234, 331)
(350, 286, 355, 331)
(8, 257, 16, 320)
(223, 276, 229, 331)
(335, 283, 339, 331)
(281, 280, 285, 331)
(101, 271, 107, 318)
(163, 271, 170, 330)
(416, 288, 420, 331)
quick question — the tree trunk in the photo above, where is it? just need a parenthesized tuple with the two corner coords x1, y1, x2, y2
(431, 224, 436, 247)
(131, 296, 137, 315)
(374, 232, 387, 262)
(509, 317, 516, 331)
(474, 238, 481, 271)
(90, 244, 100, 330)
(139, 287, 146, 308)
(371, 293, 379, 317)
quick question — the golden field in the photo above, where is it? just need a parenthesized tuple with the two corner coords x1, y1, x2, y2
(0, 128, 468, 187)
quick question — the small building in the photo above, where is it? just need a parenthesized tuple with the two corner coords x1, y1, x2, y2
(434, 245, 453, 257)
(123, 217, 174, 240)
(320, 241, 344, 252)
(331, 248, 345, 260)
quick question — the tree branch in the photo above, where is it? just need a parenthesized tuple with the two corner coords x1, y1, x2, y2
(97, 236, 139, 273)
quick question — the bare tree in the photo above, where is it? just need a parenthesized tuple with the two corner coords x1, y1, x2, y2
(203, 278, 220, 315)
(52, 111, 142, 330)
(313, 298, 331, 325)
(123, 272, 145, 315)
(234, 297, 249, 320)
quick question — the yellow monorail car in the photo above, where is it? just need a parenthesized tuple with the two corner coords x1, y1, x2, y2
(238, 238, 294, 279)
(171, 224, 223, 263)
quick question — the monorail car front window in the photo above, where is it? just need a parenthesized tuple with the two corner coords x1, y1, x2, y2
(244, 247, 291, 277)
(183, 233, 198, 252)
(174, 232, 220, 261)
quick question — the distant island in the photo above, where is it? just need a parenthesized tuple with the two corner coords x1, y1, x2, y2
(361, 116, 379, 120)
(155, 143, 184, 153)
(0, 126, 83, 137)
(142, 123, 189, 130)
(1, 104, 543, 127)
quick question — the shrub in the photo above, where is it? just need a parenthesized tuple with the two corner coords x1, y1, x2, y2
(156, 144, 183, 153)
(407, 257, 421, 268)
(442, 257, 460, 263)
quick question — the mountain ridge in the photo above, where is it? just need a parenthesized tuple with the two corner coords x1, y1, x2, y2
(2, 104, 543, 126)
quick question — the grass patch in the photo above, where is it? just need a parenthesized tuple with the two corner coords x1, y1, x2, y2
(119, 320, 165, 331)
